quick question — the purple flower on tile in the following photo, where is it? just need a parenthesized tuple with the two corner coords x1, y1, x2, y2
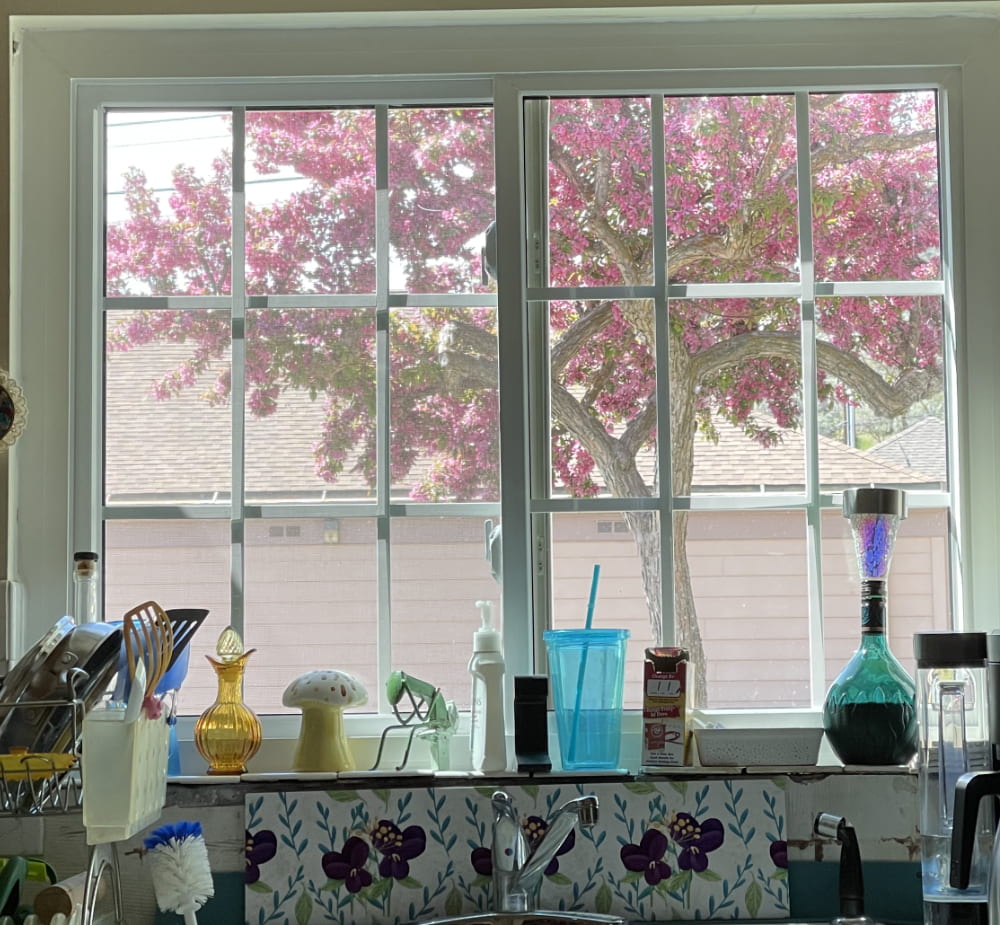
(667, 812, 725, 872)
(524, 815, 576, 876)
(770, 839, 788, 869)
(471, 846, 492, 876)
(245, 828, 277, 884)
(620, 828, 672, 886)
(370, 819, 427, 880)
(322, 836, 374, 893)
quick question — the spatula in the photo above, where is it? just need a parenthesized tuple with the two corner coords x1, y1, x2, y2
(163, 608, 209, 674)
(122, 601, 174, 700)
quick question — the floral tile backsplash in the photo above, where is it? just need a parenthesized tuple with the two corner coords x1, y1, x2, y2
(245, 779, 789, 925)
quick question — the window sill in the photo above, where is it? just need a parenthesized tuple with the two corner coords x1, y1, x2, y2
(167, 731, 915, 791)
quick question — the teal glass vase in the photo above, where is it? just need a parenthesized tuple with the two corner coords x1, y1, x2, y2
(823, 579, 918, 764)
(823, 488, 918, 766)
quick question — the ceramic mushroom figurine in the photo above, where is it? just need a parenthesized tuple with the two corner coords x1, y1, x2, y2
(283, 670, 368, 772)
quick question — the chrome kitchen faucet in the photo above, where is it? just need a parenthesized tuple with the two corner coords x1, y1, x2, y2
(418, 789, 623, 925)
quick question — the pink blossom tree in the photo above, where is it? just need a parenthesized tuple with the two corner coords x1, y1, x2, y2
(107, 93, 942, 702)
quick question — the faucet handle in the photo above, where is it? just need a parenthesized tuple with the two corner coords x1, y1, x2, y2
(491, 789, 528, 875)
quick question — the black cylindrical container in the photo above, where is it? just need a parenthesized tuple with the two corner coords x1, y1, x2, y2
(513, 675, 551, 774)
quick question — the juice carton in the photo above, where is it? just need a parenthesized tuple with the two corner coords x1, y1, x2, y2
(641, 647, 690, 767)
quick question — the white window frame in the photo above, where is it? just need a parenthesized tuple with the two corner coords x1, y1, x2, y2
(10, 10, 1000, 743)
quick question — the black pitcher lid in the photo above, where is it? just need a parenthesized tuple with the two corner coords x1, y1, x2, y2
(913, 631, 987, 668)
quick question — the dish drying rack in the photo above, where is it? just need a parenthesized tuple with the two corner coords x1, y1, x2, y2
(0, 695, 125, 925)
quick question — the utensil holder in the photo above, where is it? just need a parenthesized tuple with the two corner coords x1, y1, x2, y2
(82, 710, 168, 844)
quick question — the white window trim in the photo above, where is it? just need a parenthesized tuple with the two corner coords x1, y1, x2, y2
(9, 10, 1000, 743)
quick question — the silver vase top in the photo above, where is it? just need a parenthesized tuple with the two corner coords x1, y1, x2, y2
(843, 487, 907, 581)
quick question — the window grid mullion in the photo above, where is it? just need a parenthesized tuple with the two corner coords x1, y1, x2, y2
(652, 94, 676, 646)
(230, 107, 248, 639)
(374, 105, 393, 711)
(794, 90, 827, 709)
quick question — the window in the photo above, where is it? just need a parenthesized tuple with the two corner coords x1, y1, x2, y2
(92, 82, 952, 718)
(100, 103, 500, 716)
(12, 13, 1000, 734)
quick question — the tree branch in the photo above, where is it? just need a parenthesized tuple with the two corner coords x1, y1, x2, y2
(690, 330, 939, 417)
(437, 320, 498, 391)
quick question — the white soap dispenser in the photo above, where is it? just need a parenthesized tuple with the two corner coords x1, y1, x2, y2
(469, 600, 509, 772)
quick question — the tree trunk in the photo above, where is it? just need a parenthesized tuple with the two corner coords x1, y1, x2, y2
(665, 346, 708, 707)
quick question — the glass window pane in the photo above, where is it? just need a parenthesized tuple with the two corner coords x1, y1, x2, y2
(547, 97, 653, 288)
(245, 307, 376, 503)
(104, 519, 232, 717)
(105, 110, 232, 297)
(821, 507, 952, 689)
(388, 107, 495, 294)
(244, 517, 379, 715)
(816, 296, 946, 490)
(391, 307, 499, 501)
(810, 91, 941, 283)
(665, 95, 798, 284)
(245, 109, 376, 295)
(105, 309, 232, 504)
(685, 510, 811, 709)
(671, 298, 803, 495)
(548, 511, 659, 710)
(390, 516, 500, 711)
(548, 299, 658, 498)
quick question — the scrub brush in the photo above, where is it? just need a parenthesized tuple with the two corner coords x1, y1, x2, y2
(143, 821, 214, 925)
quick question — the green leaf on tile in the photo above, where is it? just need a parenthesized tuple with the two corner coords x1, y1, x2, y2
(521, 784, 540, 801)
(668, 780, 688, 798)
(547, 872, 572, 886)
(474, 786, 496, 799)
(295, 889, 312, 925)
(322, 878, 344, 892)
(623, 781, 657, 795)
(399, 876, 422, 889)
(772, 868, 788, 880)
(362, 878, 393, 901)
(622, 872, 643, 885)
(664, 869, 691, 894)
(248, 881, 273, 893)
(696, 869, 722, 882)
(595, 883, 613, 914)
(328, 790, 360, 802)
(746, 879, 763, 918)
(445, 886, 463, 916)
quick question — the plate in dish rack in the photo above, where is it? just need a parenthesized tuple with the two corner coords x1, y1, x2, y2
(0, 750, 77, 780)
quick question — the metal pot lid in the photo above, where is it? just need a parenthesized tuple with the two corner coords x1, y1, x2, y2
(0, 620, 122, 754)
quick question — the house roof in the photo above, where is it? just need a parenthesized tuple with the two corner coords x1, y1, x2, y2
(104, 341, 944, 503)
(867, 416, 946, 482)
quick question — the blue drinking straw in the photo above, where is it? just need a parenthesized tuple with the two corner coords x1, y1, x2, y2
(568, 564, 600, 765)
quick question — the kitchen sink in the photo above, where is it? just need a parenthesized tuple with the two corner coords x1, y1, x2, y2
(417, 912, 625, 925)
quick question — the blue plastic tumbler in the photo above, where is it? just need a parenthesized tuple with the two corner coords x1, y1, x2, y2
(543, 628, 629, 770)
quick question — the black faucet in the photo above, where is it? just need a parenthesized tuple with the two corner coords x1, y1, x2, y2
(814, 813, 875, 925)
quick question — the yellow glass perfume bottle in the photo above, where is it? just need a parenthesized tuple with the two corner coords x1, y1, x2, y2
(194, 627, 262, 775)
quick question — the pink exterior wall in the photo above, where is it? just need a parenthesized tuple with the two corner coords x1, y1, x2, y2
(103, 508, 949, 718)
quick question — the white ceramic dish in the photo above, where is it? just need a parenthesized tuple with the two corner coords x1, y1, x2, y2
(693, 725, 824, 767)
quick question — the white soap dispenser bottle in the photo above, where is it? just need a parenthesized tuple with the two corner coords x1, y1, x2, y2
(469, 600, 509, 772)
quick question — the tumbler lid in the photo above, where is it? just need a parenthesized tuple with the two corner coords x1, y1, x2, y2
(913, 631, 987, 668)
